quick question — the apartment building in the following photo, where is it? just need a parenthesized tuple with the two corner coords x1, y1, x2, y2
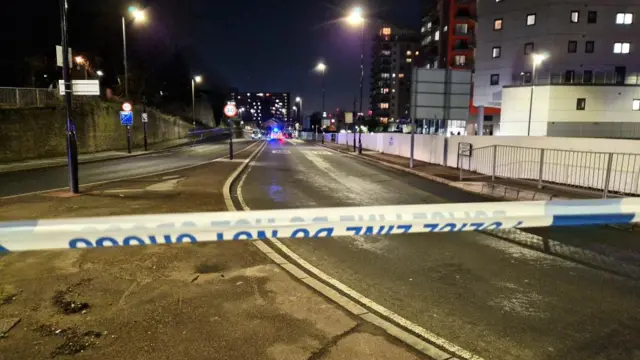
(370, 24, 420, 124)
(234, 92, 290, 124)
(474, 0, 640, 136)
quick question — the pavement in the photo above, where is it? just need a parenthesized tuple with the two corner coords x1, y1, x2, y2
(0, 135, 246, 198)
(236, 139, 640, 360)
(0, 141, 427, 360)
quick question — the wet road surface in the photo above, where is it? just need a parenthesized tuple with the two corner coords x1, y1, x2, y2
(0, 137, 253, 197)
(239, 139, 640, 360)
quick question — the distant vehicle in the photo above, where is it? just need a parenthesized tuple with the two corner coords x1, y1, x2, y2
(269, 128, 284, 141)
(251, 129, 262, 140)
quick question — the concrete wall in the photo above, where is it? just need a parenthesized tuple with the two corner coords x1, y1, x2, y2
(0, 99, 192, 162)
(501, 85, 640, 137)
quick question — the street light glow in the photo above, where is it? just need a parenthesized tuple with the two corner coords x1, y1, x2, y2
(96, 70, 104, 77)
(347, 6, 365, 25)
(194, 75, 203, 83)
(532, 53, 548, 65)
(295, 96, 301, 102)
(74, 56, 85, 65)
(316, 62, 327, 72)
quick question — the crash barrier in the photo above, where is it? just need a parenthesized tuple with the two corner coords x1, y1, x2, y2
(0, 199, 637, 252)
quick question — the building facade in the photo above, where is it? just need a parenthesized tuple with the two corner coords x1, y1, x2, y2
(419, 0, 476, 70)
(369, 24, 420, 124)
(474, 0, 640, 112)
(234, 92, 291, 125)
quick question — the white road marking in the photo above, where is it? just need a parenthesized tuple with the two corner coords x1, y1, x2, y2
(227, 143, 483, 360)
(301, 150, 332, 155)
(0, 141, 262, 200)
(286, 139, 305, 145)
(272, 150, 291, 154)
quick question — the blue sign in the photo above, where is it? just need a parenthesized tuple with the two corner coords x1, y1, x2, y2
(120, 111, 133, 126)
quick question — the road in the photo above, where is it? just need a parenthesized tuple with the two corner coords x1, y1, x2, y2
(0, 136, 252, 198)
(238, 139, 640, 360)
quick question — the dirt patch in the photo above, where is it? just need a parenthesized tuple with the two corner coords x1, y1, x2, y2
(195, 261, 227, 274)
(52, 279, 91, 314)
(34, 324, 104, 357)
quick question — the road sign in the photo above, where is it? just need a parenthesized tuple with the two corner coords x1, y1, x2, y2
(122, 102, 133, 112)
(120, 111, 133, 126)
(224, 104, 238, 118)
(56, 45, 73, 67)
(58, 80, 100, 96)
(142, 113, 148, 123)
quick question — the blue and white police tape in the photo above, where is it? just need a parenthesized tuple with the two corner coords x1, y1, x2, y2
(0, 198, 638, 252)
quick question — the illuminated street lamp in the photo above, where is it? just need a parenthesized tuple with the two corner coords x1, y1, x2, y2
(346, 5, 366, 154)
(122, 6, 148, 98)
(192, 75, 203, 131)
(527, 53, 548, 136)
(96, 70, 104, 77)
(315, 62, 327, 114)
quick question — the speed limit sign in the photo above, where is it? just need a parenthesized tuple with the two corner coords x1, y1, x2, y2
(223, 104, 238, 118)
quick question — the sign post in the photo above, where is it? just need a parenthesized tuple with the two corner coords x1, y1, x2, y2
(121, 102, 133, 154)
(224, 103, 238, 160)
(142, 97, 148, 151)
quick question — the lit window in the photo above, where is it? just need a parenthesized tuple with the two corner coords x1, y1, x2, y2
(392, 73, 396, 77)
(443, 26, 448, 32)
(406, 50, 412, 56)
(527, 14, 536, 26)
(380, 103, 389, 109)
(633, 99, 640, 111)
(427, 22, 432, 29)
(382, 27, 391, 35)
(613, 42, 630, 54)
(570, 11, 579, 23)
(382, 88, 389, 94)
(435, 30, 440, 40)
(493, 18, 503, 30)
(381, 73, 390, 78)
(420, 26, 426, 33)
(406, 58, 412, 63)
(398, 73, 405, 78)
(616, 13, 633, 24)
(454, 55, 466, 66)
(392, 89, 396, 92)
(492, 46, 501, 58)
(415, 51, 419, 55)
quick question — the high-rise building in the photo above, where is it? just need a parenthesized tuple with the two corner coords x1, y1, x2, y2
(234, 92, 290, 124)
(474, 0, 640, 136)
(418, 0, 476, 70)
(370, 24, 420, 124)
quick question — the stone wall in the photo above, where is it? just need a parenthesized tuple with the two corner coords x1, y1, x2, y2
(0, 99, 192, 163)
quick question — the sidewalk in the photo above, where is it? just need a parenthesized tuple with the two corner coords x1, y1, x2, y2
(0, 150, 427, 359)
(319, 141, 640, 280)
(0, 138, 195, 174)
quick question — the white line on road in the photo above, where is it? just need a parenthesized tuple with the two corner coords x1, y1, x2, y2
(226, 142, 482, 360)
(0, 141, 262, 200)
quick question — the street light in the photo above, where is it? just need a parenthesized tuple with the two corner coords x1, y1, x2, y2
(315, 62, 326, 114)
(527, 53, 548, 136)
(295, 96, 303, 125)
(122, 6, 148, 99)
(192, 75, 203, 132)
(346, 5, 366, 154)
(74, 56, 88, 79)
(96, 70, 104, 77)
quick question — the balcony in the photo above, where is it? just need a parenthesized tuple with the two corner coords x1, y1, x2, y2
(509, 71, 640, 86)
(455, 9, 476, 21)
(452, 39, 475, 51)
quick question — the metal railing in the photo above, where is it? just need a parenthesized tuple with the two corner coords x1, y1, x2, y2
(460, 145, 640, 198)
(510, 71, 640, 86)
(0, 87, 61, 108)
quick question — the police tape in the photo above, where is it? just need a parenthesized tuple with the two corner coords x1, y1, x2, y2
(0, 198, 638, 252)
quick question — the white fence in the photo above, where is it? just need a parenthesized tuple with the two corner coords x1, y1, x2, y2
(304, 132, 640, 197)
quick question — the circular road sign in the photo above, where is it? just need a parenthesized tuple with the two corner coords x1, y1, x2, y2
(122, 102, 133, 112)
(224, 104, 238, 118)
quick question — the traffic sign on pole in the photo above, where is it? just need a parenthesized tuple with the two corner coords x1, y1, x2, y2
(142, 113, 148, 123)
(120, 111, 133, 126)
(224, 104, 238, 118)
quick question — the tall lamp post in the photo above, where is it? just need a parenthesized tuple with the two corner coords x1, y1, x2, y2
(192, 75, 203, 133)
(527, 53, 547, 136)
(295, 96, 303, 125)
(315, 62, 326, 115)
(347, 6, 365, 154)
(122, 6, 147, 99)
(59, 0, 79, 193)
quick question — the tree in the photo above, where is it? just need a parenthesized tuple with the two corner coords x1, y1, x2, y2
(310, 111, 323, 128)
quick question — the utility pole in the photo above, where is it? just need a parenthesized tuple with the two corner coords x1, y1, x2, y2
(59, 0, 79, 194)
(143, 96, 148, 151)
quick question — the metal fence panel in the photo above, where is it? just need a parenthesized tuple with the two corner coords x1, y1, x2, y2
(0, 87, 61, 108)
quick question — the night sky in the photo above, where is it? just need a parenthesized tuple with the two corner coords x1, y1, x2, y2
(2, 0, 422, 113)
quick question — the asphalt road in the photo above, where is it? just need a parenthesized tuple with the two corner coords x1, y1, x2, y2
(0, 136, 252, 197)
(239, 139, 640, 360)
